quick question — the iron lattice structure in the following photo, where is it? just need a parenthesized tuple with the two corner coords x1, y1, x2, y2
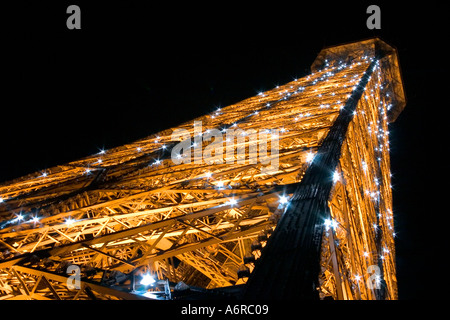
(0, 38, 405, 300)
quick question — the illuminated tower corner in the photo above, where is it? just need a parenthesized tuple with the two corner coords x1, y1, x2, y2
(0, 38, 405, 300)
(243, 38, 405, 300)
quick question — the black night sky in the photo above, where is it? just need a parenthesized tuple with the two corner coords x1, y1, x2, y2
(2, 2, 449, 302)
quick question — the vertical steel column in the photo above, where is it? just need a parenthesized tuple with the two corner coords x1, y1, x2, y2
(243, 60, 379, 300)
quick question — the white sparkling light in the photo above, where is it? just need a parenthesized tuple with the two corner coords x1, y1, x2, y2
(324, 218, 338, 231)
(306, 152, 315, 163)
(333, 171, 340, 183)
(140, 274, 156, 286)
(279, 195, 289, 205)
(362, 161, 367, 171)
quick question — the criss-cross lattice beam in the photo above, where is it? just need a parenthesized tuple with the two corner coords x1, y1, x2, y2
(0, 38, 405, 300)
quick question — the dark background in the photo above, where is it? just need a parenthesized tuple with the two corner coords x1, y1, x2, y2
(2, 2, 449, 300)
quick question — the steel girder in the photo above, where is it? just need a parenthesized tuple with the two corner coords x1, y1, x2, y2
(0, 38, 404, 300)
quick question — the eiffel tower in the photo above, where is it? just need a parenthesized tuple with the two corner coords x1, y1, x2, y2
(0, 38, 405, 300)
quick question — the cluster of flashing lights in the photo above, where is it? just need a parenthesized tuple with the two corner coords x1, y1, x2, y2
(0, 53, 371, 200)
(0, 52, 397, 278)
(320, 59, 397, 290)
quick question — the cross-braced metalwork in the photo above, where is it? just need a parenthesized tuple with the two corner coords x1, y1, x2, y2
(0, 38, 405, 300)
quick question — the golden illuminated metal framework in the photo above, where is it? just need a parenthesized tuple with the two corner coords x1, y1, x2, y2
(0, 38, 405, 300)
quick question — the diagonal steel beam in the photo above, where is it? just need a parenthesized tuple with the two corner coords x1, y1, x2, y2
(11, 265, 151, 300)
(243, 58, 379, 299)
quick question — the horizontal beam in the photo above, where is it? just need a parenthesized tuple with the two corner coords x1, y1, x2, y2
(11, 265, 150, 300)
